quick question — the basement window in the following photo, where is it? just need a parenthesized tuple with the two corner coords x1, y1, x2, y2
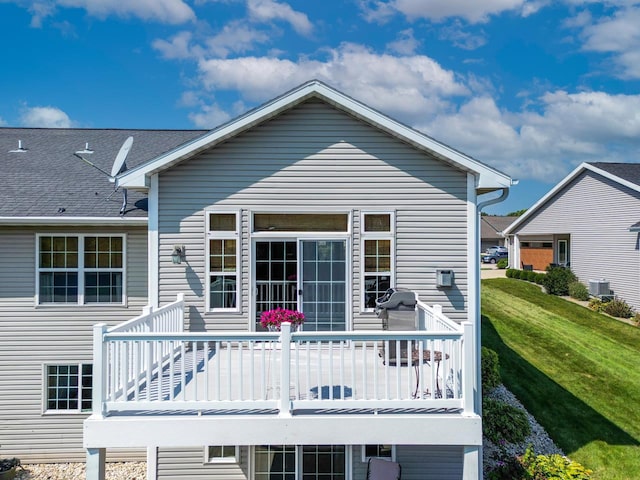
(44, 364, 93, 413)
(205, 446, 239, 464)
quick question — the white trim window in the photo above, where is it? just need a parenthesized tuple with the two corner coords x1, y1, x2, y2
(205, 445, 239, 464)
(37, 234, 125, 305)
(557, 239, 569, 266)
(207, 211, 240, 311)
(361, 212, 394, 311)
(361, 444, 395, 462)
(254, 445, 347, 479)
(44, 363, 93, 413)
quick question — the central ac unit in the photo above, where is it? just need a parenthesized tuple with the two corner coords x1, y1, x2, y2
(589, 279, 610, 296)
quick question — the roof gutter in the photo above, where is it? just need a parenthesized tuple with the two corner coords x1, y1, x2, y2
(0, 216, 148, 226)
(478, 186, 511, 212)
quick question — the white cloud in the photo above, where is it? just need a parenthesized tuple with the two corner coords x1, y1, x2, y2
(153, 31, 204, 60)
(247, 0, 313, 35)
(188, 103, 232, 128)
(420, 90, 640, 182)
(206, 20, 271, 57)
(360, 0, 528, 24)
(12, 0, 195, 25)
(26, 1, 56, 27)
(579, 6, 640, 78)
(19, 106, 73, 128)
(196, 43, 469, 121)
(438, 21, 487, 50)
(0, 116, 7, 127)
(386, 28, 419, 55)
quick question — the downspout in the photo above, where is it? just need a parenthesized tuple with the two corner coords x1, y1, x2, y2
(478, 187, 510, 212)
(475, 188, 510, 397)
(475, 186, 512, 404)
(474, 184, 515, 398)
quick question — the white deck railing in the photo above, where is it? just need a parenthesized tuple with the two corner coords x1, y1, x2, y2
(92, 294, 185, 415)
(92, 297, 474, 417)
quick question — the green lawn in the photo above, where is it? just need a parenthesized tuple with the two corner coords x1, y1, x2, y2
(481, 278, 640, 480)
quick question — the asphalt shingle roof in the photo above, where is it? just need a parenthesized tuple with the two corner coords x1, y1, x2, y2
(1, 128, 206, 218)
(588, 162, 640, 187)
(481, 215, 518, 239)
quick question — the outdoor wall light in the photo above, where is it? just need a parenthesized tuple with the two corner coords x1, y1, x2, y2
(172, 245, 185, 264)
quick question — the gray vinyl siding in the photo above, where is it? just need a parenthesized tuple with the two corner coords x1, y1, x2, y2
(157, 99, 469, 331)
(0, 225, 148, 462)
(515, 170, 640, 310)
(156, 445, 462, 479)
(157, 447, 249, 479)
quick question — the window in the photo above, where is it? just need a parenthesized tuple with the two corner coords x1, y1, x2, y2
(45, 364, 93, 412)
(558, 239, 568, 265)
(361, 213, 394, 310)
(205, 445, 239, 464)
(254, 445, 346, 480)
(255, 445, 295, 480)
(362, 445, 395, 462)
(253, 213, 348, 232)
(207, 212, 239, 311)
(37, 235, 125, 305)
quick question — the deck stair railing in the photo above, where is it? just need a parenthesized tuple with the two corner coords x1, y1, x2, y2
(92, 296, 474, 417)
(92, 294, 185, 414)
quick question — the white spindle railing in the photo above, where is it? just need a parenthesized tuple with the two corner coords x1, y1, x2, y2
(93, 294, 185, 410)
(417, 300, 461, 332)
(93, 297, 473, 417)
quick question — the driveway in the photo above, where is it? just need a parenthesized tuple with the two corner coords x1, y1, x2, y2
(481, 264, 506, 279)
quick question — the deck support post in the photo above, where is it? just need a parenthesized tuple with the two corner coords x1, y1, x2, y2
(463, 446, 480, 480)
(92, 324, 108, 417)
(86, 448, 106, 480)
(279, 322, 292, 417)
(147, 446, 158, 480)
(462, 322, 474, 416)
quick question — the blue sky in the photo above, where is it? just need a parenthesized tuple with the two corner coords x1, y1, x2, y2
(1, 0, 639, 214)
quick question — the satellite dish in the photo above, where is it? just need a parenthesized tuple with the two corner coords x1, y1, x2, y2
(111, 136, 133, 178)
(74, 135, 134, 215)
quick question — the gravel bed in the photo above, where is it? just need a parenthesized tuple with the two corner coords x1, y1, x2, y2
(483, 384, 563, 475)
(14, 462, 146, 480)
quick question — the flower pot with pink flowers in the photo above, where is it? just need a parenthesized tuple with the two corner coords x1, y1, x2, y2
(260, 307, 305, 331)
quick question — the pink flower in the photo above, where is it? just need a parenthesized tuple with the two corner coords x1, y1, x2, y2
(260, 307, 305, 330)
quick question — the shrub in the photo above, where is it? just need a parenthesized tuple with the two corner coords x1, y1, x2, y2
(487, 454, 527, 480)
(568, 281, 590, 301)
(535, 273, 546, 285)
(497, 258, 508, 269)
(526, 270, 538, 282)
(482, 347, 501, 392)
(506, 268, 516, 278)
(521, 446, 593, 479)
(602, 298, 634, 318)
(542, 266, 577, 296)
(588, 298, 605, 312)
(488, 447, 593, 480)
(512, 269, 522, 280)
(483, 397, 531, 444)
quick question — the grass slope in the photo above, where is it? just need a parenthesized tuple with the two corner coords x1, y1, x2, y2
(482, 278, 640, 480)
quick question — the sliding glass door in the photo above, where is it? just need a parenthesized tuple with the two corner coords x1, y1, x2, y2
(254, 239, 346, 331)
(300, 240, 346, 332)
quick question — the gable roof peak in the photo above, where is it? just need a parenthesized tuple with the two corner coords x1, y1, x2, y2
(117, 80, 512, 192)
(504, 161, 640, 234)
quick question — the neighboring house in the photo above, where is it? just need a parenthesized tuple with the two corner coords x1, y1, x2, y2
(504, 162, 640, 310)
(480, 216, 518, 253)
(0, 127, 205, 463)
(1, 81, 512, 480)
